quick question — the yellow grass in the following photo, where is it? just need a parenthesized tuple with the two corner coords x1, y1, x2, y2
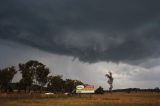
(0, 92, 160, 106)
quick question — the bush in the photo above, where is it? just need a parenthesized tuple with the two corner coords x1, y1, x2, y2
(95, 86, 104, 94)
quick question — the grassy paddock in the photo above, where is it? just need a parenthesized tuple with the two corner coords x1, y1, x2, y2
(0, 92, 160, 106)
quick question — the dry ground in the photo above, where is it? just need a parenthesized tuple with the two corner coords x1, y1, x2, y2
(0, 92, 160, 106)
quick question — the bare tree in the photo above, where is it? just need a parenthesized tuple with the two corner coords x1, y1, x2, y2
(105, 72, 113, 92)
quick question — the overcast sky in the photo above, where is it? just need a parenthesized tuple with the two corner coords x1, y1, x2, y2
(0, 0, 160, 89)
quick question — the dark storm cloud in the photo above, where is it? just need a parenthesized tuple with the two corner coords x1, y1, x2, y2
(1, 0, 160, 63)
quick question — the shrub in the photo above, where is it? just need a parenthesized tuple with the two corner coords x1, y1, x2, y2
(95, 86, 104, 94)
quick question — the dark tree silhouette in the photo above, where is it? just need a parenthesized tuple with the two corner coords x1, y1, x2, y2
(105, 72, 113, 92)
(64, 79, 83, 93)
(47, 75, 65, 93)
(19, 60, 49, 93)
(95, 86, 104, 94)
(35, 64, 50, 92)
(0, 66, 17, 92)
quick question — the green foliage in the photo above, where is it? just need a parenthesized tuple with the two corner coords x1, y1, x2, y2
(95, 86, 104, 94)
(0, 66, 17, 92)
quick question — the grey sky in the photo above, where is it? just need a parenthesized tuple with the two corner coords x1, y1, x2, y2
(0, 0, 160, 89)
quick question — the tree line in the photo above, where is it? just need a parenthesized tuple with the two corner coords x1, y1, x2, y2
(0, 60, 83, 93)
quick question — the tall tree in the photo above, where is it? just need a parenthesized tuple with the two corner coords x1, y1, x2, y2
(64, 79, 83, 93)
(47, 75, 65, 93)
(105, 71, 113, 93)
(19, 60, 49, 93)
(0, 66, 17, 92)
(35, 65, 49, 92)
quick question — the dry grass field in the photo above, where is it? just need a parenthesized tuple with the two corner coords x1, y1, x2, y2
(0, 92, 160, 106)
